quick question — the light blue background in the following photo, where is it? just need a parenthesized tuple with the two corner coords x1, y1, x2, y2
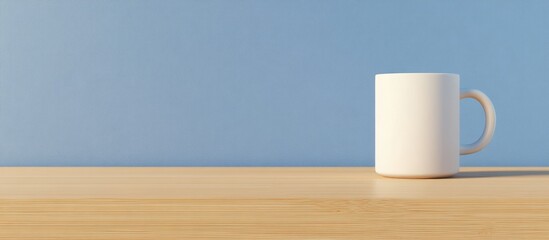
(0, 0, 546, 166)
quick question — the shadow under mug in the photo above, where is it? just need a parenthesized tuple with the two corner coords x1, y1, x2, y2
(375, 73, 496, 178)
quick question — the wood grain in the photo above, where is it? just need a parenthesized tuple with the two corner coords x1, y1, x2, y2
(1, 167, 549, 239)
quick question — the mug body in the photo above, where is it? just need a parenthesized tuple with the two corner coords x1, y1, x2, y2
(375, 73, 460, 178)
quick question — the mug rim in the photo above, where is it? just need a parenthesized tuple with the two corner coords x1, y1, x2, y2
(375, 72, 459, 77)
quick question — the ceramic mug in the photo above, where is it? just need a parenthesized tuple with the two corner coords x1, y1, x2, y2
(375, 73, 496, 178)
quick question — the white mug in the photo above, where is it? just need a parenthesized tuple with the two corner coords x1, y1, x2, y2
(375, 73, 496, 178)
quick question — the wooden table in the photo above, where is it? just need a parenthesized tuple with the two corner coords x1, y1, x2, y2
(1, 167, 548, 239)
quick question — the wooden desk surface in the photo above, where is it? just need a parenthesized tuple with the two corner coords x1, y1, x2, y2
(1, 167, 548, 239)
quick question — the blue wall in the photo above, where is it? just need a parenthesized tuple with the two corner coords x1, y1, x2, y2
(0, 0, 546, 166)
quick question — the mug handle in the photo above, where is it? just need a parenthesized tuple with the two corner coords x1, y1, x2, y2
(460, 89, 496, 155)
